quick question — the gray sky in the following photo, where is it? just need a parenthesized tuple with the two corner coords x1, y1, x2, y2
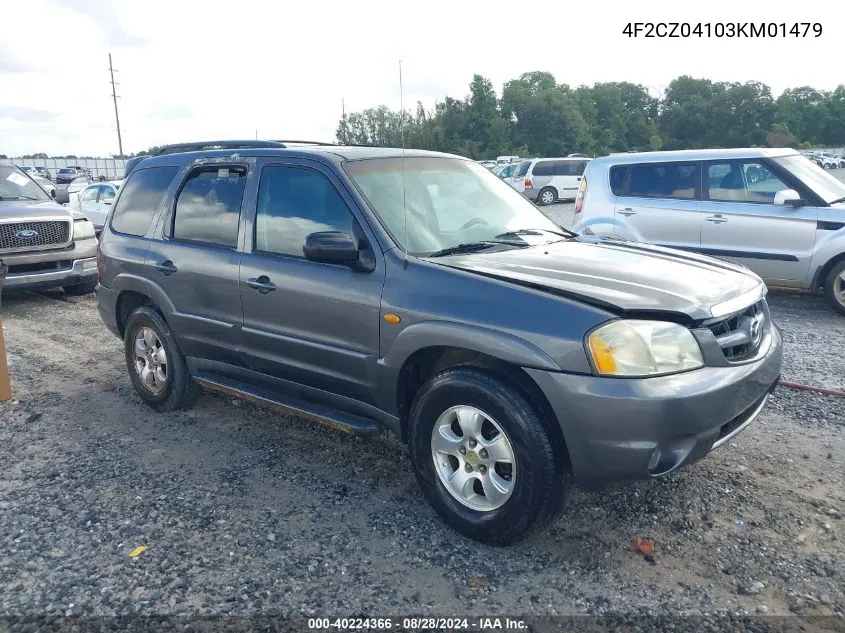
(1, 0, 840, 156)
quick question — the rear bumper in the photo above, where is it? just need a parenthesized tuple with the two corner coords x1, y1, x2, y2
(527, 324, 783, 490)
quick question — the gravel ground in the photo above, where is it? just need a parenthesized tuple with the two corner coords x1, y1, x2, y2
(0, 277, 842, 625)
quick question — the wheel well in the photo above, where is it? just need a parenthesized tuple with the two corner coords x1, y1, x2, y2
(115, 291, 153, 337)
(814, 252, 845, 291)
(395, 346, 568, 457)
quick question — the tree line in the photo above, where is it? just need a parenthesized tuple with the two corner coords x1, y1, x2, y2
(336, 72, 845, 159)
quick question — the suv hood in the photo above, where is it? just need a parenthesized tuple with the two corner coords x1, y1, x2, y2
(0, 200, 82, 221)
(436, 238, 765, 322)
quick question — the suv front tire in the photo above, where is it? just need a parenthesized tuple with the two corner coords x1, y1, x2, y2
(824, 260, 845, 316)
(123, 306, 201, 411)
(407, 367, 570, 545)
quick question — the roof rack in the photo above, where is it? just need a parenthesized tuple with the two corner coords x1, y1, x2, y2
(272, 139, 338, 146)
(148, 140, 288, 156)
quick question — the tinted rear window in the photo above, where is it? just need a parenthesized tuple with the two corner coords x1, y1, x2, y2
(514, 160, 531, 178)
(172, 165, 247, 247)
(110, 166, 179, 236)
(532, 161, 555, 176)
(626, 163, 700, 200)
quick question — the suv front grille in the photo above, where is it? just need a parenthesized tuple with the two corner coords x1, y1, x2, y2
(0, 220, 71, 252)
(707, 300, 767, 362)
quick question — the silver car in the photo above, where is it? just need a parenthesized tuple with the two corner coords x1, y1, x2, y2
(572, 148, 845, 315)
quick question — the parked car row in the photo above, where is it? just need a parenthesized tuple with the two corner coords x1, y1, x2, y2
(802, 151, 845, 169)
(18, 165, 53, 180)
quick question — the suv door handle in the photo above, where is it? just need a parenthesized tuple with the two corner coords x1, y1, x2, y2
(154, 260, 178, 276)
(246, 275, 276, 294)
(705, 215, 728, 224)
(618, 208, 636, 216)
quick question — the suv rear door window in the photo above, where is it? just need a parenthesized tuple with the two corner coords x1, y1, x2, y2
(173, 166, 247, 248)
(532, 161, 555, 176)
(255, 166, 354, 258)
(627, 163, 699, 200)
(110, 166, 179, 236)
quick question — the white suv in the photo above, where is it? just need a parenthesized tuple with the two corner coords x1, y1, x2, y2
(571, 148, 845, 315)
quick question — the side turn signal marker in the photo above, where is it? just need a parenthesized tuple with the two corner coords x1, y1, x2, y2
(383, 313, 401, 324)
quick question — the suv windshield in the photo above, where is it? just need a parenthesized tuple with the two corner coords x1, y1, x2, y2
(345, 157, 564, 255)
(0, 165, 51, 201)
(774, 154, 845, 204)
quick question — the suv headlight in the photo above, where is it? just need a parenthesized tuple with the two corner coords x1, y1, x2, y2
(586, 320, 704, 377)
(73, 219, 95, 240)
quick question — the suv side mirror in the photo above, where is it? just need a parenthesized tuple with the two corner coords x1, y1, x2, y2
(773, 189, 806, 207)
(54, 189, 70, 205)
(304, 231, 363, 265)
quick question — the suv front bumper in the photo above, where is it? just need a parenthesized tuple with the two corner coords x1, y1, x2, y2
(2, 239, 98, 291)
(526, 324, 783, 490)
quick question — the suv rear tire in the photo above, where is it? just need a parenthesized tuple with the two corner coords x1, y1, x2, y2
(407, 367, 570, 545)
(123, 306, 201, 411)
(63, 277, 97, 296)
(823, 260, 845, 316)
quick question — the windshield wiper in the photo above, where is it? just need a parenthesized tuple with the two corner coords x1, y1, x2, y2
(427, 241, 525, 258)
(494, 227, 578, 240)
(829, 196, 845, 204)
(0, 195, 40, 201)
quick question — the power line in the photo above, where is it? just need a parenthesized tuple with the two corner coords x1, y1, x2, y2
(109, 53, 124, 157)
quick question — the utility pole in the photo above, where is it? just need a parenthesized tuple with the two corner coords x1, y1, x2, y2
(109, 53, 124, 157)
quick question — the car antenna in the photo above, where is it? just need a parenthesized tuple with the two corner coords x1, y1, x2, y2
(399, 59, 408, 268)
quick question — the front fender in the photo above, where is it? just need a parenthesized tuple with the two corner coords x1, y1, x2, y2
(376, 320, 561, 415)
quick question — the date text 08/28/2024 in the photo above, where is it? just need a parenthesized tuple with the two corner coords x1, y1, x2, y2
(622, 22, 822, 38)
(307, 617, 528, 631)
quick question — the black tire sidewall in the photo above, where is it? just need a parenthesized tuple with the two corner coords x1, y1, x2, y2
(408, 368, 566, 544)
(123, 307, 183, 407)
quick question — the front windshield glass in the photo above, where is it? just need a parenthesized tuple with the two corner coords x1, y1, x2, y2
(0, 165, 51, 201)
(774, 154, 845, 204)
(345, 157, 564, 255)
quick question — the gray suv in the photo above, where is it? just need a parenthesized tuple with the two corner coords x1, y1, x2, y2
(0, 161, 99, 294)
(96, 144, 782, 544)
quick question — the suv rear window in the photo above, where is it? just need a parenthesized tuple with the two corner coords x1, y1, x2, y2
(514, 161, 531, 178)
(619, 163, 700, 200)
(110, 166, 179, 236)
(173, 165, 247, 248)
(556, 160, 588, 176)
(532, 161, 555, 176)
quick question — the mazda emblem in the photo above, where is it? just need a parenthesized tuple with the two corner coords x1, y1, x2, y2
(749, 314, 762, 345)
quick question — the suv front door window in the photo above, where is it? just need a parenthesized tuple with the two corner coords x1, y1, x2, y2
(238, 162, 383, 404)
(701, 160, 817, 284)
